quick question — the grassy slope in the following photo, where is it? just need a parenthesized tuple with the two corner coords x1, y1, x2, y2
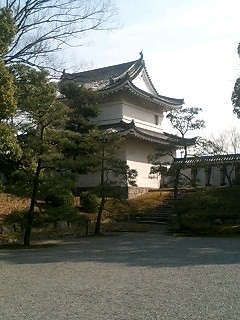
(102, 191, 171, 232)
(105, 191, 171, 218)
(174, 186, 240, 235)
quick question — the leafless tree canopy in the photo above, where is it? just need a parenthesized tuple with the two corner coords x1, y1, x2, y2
(194, 127, 240, 156)
(2, 0, 117, 71)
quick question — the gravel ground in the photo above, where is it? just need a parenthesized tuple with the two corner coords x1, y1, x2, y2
(1, 230, 240, 320)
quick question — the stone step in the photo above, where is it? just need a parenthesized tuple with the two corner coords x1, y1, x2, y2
(154, 206, 173, 210)
(154, 208, 172, 211)
(133, 190, 182, 225)
(136, 220, 167, 225)
(135, 216, 170, 222)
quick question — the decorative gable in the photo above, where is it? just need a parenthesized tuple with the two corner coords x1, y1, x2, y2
(61, 53, 184, 109)
(60, 53, 184, 131)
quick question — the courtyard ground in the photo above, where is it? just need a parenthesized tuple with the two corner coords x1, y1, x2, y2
(1, 230, 240, 320)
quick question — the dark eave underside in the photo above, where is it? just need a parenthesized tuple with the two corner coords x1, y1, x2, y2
(101, 81, 184, 106)
(99, 120, 191, 145)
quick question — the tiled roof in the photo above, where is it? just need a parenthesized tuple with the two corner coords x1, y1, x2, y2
(61, 53, 184, 106)
(163, 132, 197, 146)
(174, 154, 240, 165)
(62, 59, 142, 91)
(99, 120, 192, 145)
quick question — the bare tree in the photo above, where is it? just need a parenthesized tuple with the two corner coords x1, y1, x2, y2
(196, 127, 240, 156)
(2, 0, 118, 73)
(193, 128, 240, 188)
(228, 127, 240, 154)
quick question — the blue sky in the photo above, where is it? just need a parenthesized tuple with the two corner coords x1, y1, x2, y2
(64, 0, 240, 137)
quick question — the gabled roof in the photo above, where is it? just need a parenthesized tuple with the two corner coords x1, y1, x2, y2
(174, 154, 240, 165)
(61, 53, 184, 108)
(62, 59, 141, 91)
(99, 120, 193, 145)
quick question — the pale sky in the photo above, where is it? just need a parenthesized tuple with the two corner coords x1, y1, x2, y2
(64, 0, 240, 138)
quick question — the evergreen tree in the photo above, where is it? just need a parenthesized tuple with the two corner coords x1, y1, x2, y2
(232, 43, 240, 118)
(150, 107, 204, 199)
(12, 65, 70, 246)
(86, 129, 137, 235)
(0, 8, 21, 175)
(58, 80, 100, 174)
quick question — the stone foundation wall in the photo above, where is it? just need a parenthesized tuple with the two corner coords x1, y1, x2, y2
(127, 187, 158, 198)
(76, 186, 157, 199)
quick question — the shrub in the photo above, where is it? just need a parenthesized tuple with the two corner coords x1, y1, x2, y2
(4, 210, 27, 225)
(80, 191, 98, 213)
(44, 205, 79, 223)
(4, 209, 47, 229)
(45, 191, 75, 208)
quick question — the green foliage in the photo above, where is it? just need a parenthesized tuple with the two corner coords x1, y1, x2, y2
(0, 10, 19, 170)
(232, 77, 240, 119)
(83, 129, 138, 233)
(10, 65, 73, 245)
(80, 191, 99, 213)
(57, 81, 103, 176)
(12, 65, 67, 127)
(174, 188, 240, 233)
(0, 61, 17, 121)
(167, 106, 205, 138)
(59, 81, 100, 133)
(3, 205, 82, 228)
(232, 43, 240, 118)
(87, 129, 137, 185)
(12, 65, 71, 172)
(44, 205, 79, 223)
(45, 191, 75, 208)
(150, 107, 205, 199)
(0, 124, 21, 161)
(3, 209, 27, 228)
(0, 8, 16, 56)
(0, 9, 17, 121)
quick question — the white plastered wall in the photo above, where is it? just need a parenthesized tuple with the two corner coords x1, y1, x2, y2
(178, 165, 237, 187)
(122, 102, 164, 131)
(126, 137, 163, 189)
(96, 102, 123, 126)
(97, 93, 164, 132)
(76, 144, 127, 188)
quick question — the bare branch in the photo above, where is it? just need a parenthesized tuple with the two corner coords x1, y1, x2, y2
(3, 0, 118, 73)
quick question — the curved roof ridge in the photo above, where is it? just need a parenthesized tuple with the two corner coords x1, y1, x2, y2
(60, 53, 184, 107)
(142, 61, 159, 96)
(111, 53, 144, 83)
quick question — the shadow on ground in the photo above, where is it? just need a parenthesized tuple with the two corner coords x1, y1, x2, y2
(1, 231, 240, 268)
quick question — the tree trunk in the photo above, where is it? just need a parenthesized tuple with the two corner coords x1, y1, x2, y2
(95, 196, 105, 235)
(174, 168, 180, 200)
(24, 159, 42, 246)
(95, 146, 105, 235)
(174, 168, 185, 231)
(224, 166, 233, 188)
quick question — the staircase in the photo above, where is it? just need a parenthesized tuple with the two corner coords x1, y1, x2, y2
(133, 191, 175, 225)
(133, 189, 189, 225)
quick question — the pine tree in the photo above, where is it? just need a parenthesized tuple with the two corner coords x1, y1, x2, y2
(0, 8, 21, 176)
(13, 65, 70, 246)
